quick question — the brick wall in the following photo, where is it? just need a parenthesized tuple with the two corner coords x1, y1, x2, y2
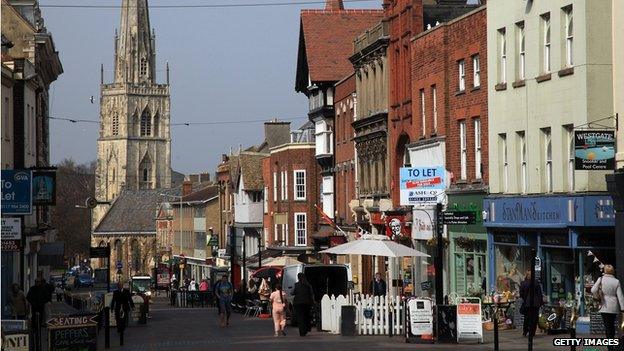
(386, 0, 424, 205)
(262, 145, 319, 246)
(334, 74, 357, 225)
(408, 7, 488, 191)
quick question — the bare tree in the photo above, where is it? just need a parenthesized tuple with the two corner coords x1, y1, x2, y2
(51, 158, 95, 260)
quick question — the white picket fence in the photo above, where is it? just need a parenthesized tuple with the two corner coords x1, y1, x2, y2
(320, 295, 348, 334)
(320, 294, 404, 335)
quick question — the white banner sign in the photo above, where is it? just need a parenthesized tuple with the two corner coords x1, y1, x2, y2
(412, 208, 434, 240)
(1, 218, 21, 240)
(408, 299, 433, 336)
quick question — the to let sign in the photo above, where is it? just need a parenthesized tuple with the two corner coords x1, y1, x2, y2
(1, 170, 32, 215)
(1, 218, 22, 251)
(399, 166, 446, 206)
(442, 211, 477, 225)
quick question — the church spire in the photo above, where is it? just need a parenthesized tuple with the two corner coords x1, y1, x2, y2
(115, 0, 155, 84)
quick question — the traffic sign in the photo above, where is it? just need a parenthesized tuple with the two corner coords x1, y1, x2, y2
(116, 260, 123, 269)
(208, 235, 219, 246)
(89, 246, 110, 258)
(441, 211, 476, 225)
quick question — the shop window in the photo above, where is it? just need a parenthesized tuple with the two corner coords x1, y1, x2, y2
(494, 245, 533, 294)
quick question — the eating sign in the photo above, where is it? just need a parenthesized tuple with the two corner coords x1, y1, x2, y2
(400, 166, 446, 206)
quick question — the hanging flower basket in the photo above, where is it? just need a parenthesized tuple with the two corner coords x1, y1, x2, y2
(455, 236, 475, 250)
(426, 237, 449, 248)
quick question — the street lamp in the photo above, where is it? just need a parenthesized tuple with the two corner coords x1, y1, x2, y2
(160, 194, 184, 284)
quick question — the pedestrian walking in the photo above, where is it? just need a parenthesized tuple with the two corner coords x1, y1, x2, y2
(9, 284, 28, 319)
(519, 269, 543, 337)
(591, 264, 624, 349)
(110, 281, 135, 346)
(270, 283, 287, 337)
(292, 273, 314, 336)
(214, 275, 233, 327)
(26, 279, 47, 326)
(369, 272, 386, 297)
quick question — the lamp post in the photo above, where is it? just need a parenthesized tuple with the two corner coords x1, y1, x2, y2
(160, 193, 184, 283)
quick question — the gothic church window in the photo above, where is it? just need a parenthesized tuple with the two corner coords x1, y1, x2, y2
(140, 109, 151, 136)
(153, 113, 159, 137)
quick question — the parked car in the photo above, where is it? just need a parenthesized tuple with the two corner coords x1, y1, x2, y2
(76, 274, 94, 288)
(282, 264, 352, 325)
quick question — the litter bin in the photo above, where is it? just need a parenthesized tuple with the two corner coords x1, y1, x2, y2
(341, 305, 356, 336)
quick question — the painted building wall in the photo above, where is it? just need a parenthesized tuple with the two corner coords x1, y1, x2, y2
(334, 74, 356, 226)
(487, 0, 613, 195)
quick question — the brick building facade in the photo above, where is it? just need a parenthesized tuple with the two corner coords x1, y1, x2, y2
(262, 123, 320, 256)
(333, 74, 357, 228)
(411, 6, 489, 296)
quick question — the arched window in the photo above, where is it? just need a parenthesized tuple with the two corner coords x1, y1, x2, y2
(139, 154, 152, 189)
(140, 109, 151, 136)
(142, 167, 150, 182)
(114, 239, 123, 263)
(131, 239, 141, 273)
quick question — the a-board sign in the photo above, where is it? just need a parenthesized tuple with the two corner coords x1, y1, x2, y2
(2, 332, 29, 351)
(47, 314, 97, 351)
(89, 246, 110, 258)
(408, 299, 433, 336)
(442, 211, 477, 225)
(456, 303, 483, 343)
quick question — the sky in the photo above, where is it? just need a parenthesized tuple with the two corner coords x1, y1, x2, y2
(42, 0, 381, 174)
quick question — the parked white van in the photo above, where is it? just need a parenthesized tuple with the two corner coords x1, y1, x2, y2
(282, 263, 352, 324)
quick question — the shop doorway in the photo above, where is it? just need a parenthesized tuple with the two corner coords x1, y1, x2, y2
(544, 248, 575, 302)
(455, 250, 487, 296)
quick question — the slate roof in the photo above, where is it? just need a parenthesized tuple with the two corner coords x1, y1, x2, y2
(94, 188, 180, 234)
(182, 184, 219, 203)
(295, 8, 383, 92)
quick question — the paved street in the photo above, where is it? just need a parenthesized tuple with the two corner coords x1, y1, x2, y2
(98, 297, 598, 351)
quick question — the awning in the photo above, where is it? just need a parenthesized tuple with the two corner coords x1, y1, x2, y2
(38, 242, 65, 268)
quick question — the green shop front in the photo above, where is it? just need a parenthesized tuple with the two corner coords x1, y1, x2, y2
(448, 192, 489, 298)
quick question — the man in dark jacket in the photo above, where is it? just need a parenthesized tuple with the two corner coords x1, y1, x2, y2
(26, 279, 47, 326)
(519, 270, 543, 337)
(292, 273, 314, 336)
(370, 273, 386, 296)
(111, 282, 135, 345)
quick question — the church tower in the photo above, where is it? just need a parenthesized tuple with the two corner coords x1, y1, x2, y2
(93, 0, 171, 227)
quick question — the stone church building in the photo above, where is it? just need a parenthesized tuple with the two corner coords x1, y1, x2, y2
(91, 0, 174, 280)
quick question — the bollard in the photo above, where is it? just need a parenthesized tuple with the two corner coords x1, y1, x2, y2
(492, 304, 499, 351)
(104, 306, 110, 349)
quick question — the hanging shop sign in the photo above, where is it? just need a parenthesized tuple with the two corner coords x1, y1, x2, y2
(408, 299, 433, 336)
(412, 208, 434, 240)
(456, 302, 483, 343)
(574, 130, 615, 170)
(399, 166, 446, 206)
(1, 170, 32, 215)
(32, 170, 56, 205)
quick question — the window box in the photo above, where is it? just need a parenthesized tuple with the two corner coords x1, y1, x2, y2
(512, 80, 526, 88)
(536, 73, 552, 83)
(558, 67, 574, 77)
(495, 83, 507, 91)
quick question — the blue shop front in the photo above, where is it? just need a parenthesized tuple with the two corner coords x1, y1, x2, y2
(483, 195, 614, 309)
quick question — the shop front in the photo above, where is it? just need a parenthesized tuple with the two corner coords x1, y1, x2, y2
(447, 192, 488, 298)
(483, 195, 615, 311)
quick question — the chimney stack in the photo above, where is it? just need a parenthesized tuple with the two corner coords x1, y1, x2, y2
(325, 0, 344, 10)
(182, 180, 193, 196)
